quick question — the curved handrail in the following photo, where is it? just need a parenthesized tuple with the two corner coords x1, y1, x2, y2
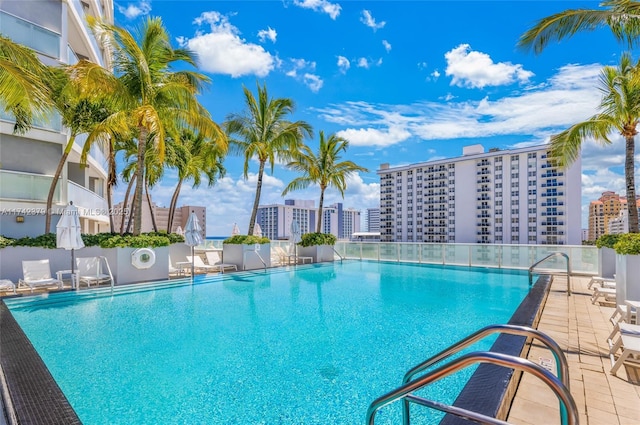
(243, 250, 267, 272)
(367, 352, 578, 425)
(401, 324, 569, 425)
(332, 247, 344, 263)
(100, 256, 115, 293)
(529, 252, 571, 295)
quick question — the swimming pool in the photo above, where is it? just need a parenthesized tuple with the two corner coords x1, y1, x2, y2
(5, 261, 533, 424)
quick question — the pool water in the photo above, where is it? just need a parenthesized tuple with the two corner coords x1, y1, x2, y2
(7, 261, 530, 424)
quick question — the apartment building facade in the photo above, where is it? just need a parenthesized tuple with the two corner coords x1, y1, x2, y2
(377, 144, 581, 245)
(588, 191, 640, 241)
(321, 203, 361, 240)
(367, 208, 380, 232)
(112, 200, 206, 240)
(0, 0, 114, 237)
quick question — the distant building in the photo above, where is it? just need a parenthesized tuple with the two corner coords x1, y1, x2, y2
(588, 191, 640, 241)
(378, 144, 582, 245)
(367, 208, 380, 232)
(581, 229, 589, 242)
(257, 199, 361, 240)
(113, 199, 206, 240)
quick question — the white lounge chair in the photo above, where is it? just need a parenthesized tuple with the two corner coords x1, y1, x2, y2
(587, 276, 616, 290)
(0, 279, 16, 294)
(272, 246, 291, 265)
(205, 251, 237, 273)
(591, 286, 617, 305)
(76, 257, 113, 288)
(608, 323, 640, 375)
(186, 255, 219, 273)
(19, 260, 64, 292)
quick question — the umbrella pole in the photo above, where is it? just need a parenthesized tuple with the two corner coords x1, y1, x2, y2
(71, 248, 75, 290)
(191, 246, 194, 282)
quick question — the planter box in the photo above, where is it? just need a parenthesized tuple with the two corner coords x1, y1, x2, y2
(615, 253, 640, 305)
(599, 247, 616, 278)
(223, 243, 271, 270)
(102, 246, 169, 285)
(297, 245, 335, 263)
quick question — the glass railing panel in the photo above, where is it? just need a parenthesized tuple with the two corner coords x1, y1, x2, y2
(500, 245, 530, 270)
(379, 243, 399, 261)
(444, 244, 470, 266)
(342, 242, 362, 259)
(360, 243, 379, 260)
(0, 170, 60, 202)
(470, 245, 500, 267)
(0, 11, 60, 58)
(421, 244, 444, 264)
(67, 44, 79, 65)
(0, 107, 62, 132)
(399, 243, 419, 262)
(67, 181, 107, 211)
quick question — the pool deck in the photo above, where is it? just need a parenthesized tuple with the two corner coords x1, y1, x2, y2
(508, 275, 640, 425)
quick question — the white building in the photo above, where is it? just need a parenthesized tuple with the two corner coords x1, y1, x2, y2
(0, 0, 114, 237)
(377, 144, 582, 245)
(322, 203, 361, 240)
(367, 208, 380, 232)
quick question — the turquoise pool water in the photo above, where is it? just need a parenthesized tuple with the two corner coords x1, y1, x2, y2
(6, 261, 531, 424)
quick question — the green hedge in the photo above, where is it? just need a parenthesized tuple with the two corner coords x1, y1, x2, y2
(298, 232, 337, 247)
(0, 232, 184, 249)
(223, 235, 270, 245)
(613, 233, 640, 255)
(595, 234, 621, 249)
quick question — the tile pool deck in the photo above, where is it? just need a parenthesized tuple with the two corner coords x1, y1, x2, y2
(508, 275, 640, 425)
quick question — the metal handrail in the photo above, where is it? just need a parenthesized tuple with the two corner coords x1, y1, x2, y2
(332, 247, 344, 263)
(243, 250, 267, 272)
(366, 351, 578, 425)
(401, 324, 570, 425)
(528, 252, 571, 295)
(100, 256, 115, 293)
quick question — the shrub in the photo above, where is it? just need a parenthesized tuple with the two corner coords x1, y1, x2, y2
(10, 233, 58, 249)
(298, 232, 337, 247)
(0, 235, 15, 248)
(223, 235, 270, 245)
(147, 231, 185, 244)
(613, 233, 640, 255)
(595, 234, 621, 249)
(0, 232, 175, 249)
(99, 234, 171, 248)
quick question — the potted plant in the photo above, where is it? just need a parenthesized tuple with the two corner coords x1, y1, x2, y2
(613, 233, 640, 304)
(595, 234, 620, 279)
(222, 235, 271, 270)
(297, 233, 337, 263)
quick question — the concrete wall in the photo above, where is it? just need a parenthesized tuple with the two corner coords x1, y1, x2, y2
(223, 244, 271, 270)
(0, 135, 61, 174)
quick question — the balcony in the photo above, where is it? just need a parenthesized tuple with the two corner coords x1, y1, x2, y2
(0, 170, 60, 203)
(0, 11, 60, 59)
(68, 181, 108, 221)
(541, 182, 564, 188)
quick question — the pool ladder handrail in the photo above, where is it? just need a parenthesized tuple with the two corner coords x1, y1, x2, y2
(332, 247, 343, 263)
(366, 324, 575, 425)
(101, 255, 115, 293)
(529, 251, 571, 295)
(242, 245, 267, 272)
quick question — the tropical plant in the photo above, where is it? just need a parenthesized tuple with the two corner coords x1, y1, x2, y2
(518, 0, 640, 54)
(166, 129, 226, 232)
(223, 235, 270, 245)
(298, 232, 337, 247)
(595, 233, 622, 248)
(548, 54, 640, 232)
(282, 131, 368, 233)
(613, 232, 640, 254)
(225, 82, 312, 235)
(71, 17, 226, 235)
(0, 35, 53, 133)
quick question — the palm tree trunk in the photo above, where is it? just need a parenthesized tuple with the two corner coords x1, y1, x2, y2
(126, 190, 137, 234)
(133, 128, 147, 235)
(167, 178, 183, 232)
(248, 160, 266, 235)
(145, 179, 158, 232)
(45, 134, 76, 234)
(625, 136, 639, 233)
(316, 187, 325, 233)
(107, 141, 117, 233)
(120, 176, 136, 234)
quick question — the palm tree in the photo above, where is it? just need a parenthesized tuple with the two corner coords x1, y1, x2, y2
(71, 17, 226, 235)
(550, 53, 640, 233)
(282, 131, 368, 233)
(0, 35, 53, 133)
(226, 83, 312, 235)
(166, 130, 226, 232)
(518, 0, 640, 54)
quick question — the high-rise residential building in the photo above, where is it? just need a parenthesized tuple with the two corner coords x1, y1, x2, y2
(587, 191, 640, 241)
(606, 202, 640, 235)
(377, 144, 582, 245)
(0, 0, 114, 237)
(367, 208, 380, 232)
(112, 200, 206, 239)
(257, 200, 361, 240)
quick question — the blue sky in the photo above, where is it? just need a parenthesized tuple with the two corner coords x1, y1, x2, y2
(112, 1, 629, 236)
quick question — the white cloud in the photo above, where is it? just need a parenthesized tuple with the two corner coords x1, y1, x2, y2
(285, 58, 323, 92)
(337, 126, 411, 147)
(337, 56, 350, 73)
(181, 12, 275, 78)
(303, 73, 324, 92)
(360, 10, 386, 31)
(357, 57, 370, 69)
(382, 40, 392, 52)
(444, 44, 534, 89)
(257, 27, 277, 43)
(294, 0, 341, 20)
(116, 1, 151, 19)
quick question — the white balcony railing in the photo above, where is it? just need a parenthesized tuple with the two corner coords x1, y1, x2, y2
(67, 181, 108, 217)
(0, 170, 60, 203)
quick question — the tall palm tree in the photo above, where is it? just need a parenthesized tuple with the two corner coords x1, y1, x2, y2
(282, 131, 368, 233)
(0, 35, 53, 133)
(518, 0, 640, 54)
(166, 130, 226, 232)
(71, 17, 226, 235)
(226, 83, 312, 235)
(550, 53, 640, 233)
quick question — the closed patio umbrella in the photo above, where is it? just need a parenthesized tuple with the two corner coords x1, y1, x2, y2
(56, 201, 84, 283)
(253, 222, 262, 237)
(184, 211, 203, 280)
(290, 220, 301, 259)
(232, 223, 240, 236)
